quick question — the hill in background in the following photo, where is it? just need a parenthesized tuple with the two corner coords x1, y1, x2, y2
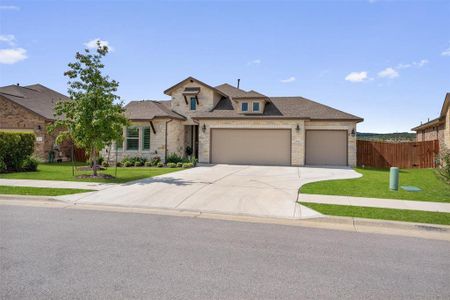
(357, 132, 416, 142)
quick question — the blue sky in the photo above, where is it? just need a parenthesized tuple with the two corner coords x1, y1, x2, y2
(0, 0, 449, 133)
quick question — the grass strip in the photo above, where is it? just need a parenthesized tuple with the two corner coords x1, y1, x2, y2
(0, 185, 94, 196)
(302, 202, 450, 225)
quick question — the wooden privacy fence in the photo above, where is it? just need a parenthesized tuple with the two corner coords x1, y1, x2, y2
(357, 140, 439, 169)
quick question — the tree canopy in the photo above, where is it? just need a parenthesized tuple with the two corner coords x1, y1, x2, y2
(49, 42, 128, 176)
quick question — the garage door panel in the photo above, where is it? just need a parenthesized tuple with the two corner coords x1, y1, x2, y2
(211, 129, 291, 166)
(305, 130, 347, 166)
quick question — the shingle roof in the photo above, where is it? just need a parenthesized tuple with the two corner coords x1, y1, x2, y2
(215, 83, 268, 99)
(124, 100, 185, 120)
(191, 96, 363, 121)
(0, 84, 70, 120)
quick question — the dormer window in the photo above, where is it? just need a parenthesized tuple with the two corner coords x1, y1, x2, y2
(253, 102, 260, 112)
(241, 102, 248, 112)
(190, 97, 197, 110)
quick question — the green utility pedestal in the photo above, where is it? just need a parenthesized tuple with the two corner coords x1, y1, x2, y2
(389, 167, 399, 191)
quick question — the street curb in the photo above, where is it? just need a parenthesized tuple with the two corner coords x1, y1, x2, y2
(1, 196, 449, 241)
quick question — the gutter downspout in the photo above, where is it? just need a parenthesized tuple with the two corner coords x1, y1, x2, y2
(164, 119, 173, 162)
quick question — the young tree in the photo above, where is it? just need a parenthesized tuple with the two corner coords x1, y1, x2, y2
(49, 42, 128, 176)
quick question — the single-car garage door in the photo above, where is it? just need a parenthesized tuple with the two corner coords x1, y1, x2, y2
(305, 130, 347, 166)
(211, 129, 291, 166)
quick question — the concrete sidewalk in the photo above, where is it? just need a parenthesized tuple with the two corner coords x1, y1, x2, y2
(0, 179, 115, 191)
(300, 194, 450, 213)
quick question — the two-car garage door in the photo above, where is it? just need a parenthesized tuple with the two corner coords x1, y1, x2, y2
(211, 129, 291, 166)
(210, 128, 348, 166)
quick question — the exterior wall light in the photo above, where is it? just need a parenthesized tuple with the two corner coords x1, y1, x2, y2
(202, 124, 206, 132)
(351, 128, 356, 137)
(296, 124, 300, 131)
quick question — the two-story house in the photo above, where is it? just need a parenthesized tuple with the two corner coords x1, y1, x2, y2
(412, 93, 450, 150)
(106, 77, 363, 166)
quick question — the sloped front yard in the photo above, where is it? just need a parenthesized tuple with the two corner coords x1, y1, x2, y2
(300, 168, 450, 203)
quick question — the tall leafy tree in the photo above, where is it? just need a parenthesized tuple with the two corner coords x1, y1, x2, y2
(49, 42, 128, 176)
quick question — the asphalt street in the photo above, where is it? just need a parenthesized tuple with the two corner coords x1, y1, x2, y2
(1, 205, 449, 299)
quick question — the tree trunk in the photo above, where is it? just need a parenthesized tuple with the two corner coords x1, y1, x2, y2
(92, 148, 98, 177)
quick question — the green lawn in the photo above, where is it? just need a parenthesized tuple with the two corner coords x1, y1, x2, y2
(300, 168, 450, 203)
(0, 185, 93, 196)
(302, 203, 450, 226)
(0, 162, 183, 183)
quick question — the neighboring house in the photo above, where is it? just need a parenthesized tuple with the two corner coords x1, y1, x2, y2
(0, 83, 73, 161)
(412, 93, 450, 150)
(106, 77, 363, 167)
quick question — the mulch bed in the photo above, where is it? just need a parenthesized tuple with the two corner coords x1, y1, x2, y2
(76, 174, 115, 180)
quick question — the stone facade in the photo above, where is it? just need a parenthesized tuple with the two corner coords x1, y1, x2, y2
(103, 118, 185, 163)
(107, 78, 360, 166)
(0, 96, 72, 161)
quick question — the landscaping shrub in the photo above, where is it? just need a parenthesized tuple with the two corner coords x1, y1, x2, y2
(134, 161, 143, 167)
(123, 161, 132, 167)
(437, 147, 450, 181)
(157, 162, 164, 168)
(176, 162, 183, 168)
(101, 161, 109, 168)
(116, 162, 122, 167)
(150, 156, 161, 166)
(0, 132, 36, 172)
(144, 161, 152, 167)
(166, 152, 183, 164)
(122, 156, 147, 166)
(167, 162, 177, 168)
(182, 162, 194, 168)
(21, 157, 39, 171)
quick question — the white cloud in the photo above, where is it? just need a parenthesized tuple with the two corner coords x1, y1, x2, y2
(0, 48, 27, 64)
(442, 47, 450, 56)
(345, 71, 368, 83)
(247, 59, 261, 66)
(0, 34, 16, 46)
(280, 76, 296, 83)
(378, 67, 399, 79)
(397, 59, 428, 69)
(0, 5, 19, 10)
(84, 38, 114, 51)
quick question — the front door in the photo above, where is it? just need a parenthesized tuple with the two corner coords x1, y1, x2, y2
(191, 125, 199, 159)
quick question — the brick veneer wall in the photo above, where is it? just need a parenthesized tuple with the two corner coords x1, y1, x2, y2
(0, 96, 72, 161)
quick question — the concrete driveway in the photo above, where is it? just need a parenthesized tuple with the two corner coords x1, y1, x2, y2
(59, 165, 360, 219)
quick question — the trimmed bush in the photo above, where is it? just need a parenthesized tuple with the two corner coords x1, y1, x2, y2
(101, 161, 109, 168)
(116, 161, 122, 167)
(176, 162, 183, 168)
(150, 156, 161, 166)
(182, 162, 194, 168)
(157, 162, 164, 168)
(144, 161, 152, 167)
(167, 162, 177, 168)
(122, 156, 147, 166)
(0, 132, 36, 172)
(0, 160, 7, 173)
(166, 152, 183, 164)
(134, 161, 143, 167)
(21, 157, 39, 171)
(123, 161, 132, 167)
